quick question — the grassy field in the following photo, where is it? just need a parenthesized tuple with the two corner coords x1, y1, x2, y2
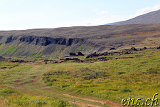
(0, 62, 70, 107)
(0, 49, 160, 107)
(42, 49, 160, 106)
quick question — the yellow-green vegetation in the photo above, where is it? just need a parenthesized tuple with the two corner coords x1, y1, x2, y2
(0, 44, 4, 49)
(42, 49, 160, 105)
(87, 46, 93, 51)
(71, 49, 75, 53)
(0, 86, 69, 107)
(0, 62, 70, 107)
(77, 46, 84, 52)
(127, 35, 134, 38)
(29, 52, 42, 58)
(0, 62, 32, 84)
(0, 49, 160, 107)
(0, 46, 17, 55)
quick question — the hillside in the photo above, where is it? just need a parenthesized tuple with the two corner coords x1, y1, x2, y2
(0, 24, 160, 58)
(111, 9, 160, 25)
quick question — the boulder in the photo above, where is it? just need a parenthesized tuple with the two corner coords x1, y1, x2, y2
(0, 56, 5, 61)
(69, 53, 76, 56)
(86, 52, 99, 58)
(131, 47, 137, 51)
(109, 48, 116, 50)
(69, 52, 84, 56)
(143, 47, 147, 49)
(157, 46, 160, 49)
(77, 52, 84, 56)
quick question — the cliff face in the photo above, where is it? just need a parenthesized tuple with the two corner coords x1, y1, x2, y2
(0, 35, 97, 57)
(5, 36, 85, 46)
(0, 24, 160, 58)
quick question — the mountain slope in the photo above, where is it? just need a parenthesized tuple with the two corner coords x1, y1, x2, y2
(0, 24, 160, 58)
(111, 9, 160, 25)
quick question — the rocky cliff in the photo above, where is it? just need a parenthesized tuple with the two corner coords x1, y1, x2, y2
(0, 24, 160, 58)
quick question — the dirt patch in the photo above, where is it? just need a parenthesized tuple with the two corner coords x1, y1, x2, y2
(64, 94, 123, 107)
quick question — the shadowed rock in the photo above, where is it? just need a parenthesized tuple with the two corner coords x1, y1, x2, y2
(69, 52, 84, 56)
(5, 36, 17, 43)
(86, 52, 99, 58)
(0, 56, 5, 61)
(131, 47, 137, 51)
(19, 36, 85, 46)
(157, 46, 160, 49)
(109, 48, 116, 50)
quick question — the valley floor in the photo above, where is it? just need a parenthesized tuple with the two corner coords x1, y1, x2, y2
(0, 49, 160, 107)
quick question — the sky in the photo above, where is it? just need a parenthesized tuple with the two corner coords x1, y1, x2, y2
(1, 0, 160, 30)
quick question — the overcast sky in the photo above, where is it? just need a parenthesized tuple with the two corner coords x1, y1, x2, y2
(1, 0, 160, 30)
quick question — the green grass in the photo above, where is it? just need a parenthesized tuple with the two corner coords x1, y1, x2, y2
(0, 62, 33, 85)
(87, 46, 93, 51)
(0, 61, 19, 68)
(0, 62, 70, 107)
(0, 46, 17, 55)
(71, 49, 75, 53)
(77, 45, 84, 52)
(1, 48, 160, 106)
(0, 44, 4, 49)
(42, 49, 160, 105)
(0, 85, 69, 107)
(29, 52, 42, 58)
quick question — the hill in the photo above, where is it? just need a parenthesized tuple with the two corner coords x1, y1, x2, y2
(111, 9, 160, 25)
(0, 24, 160, 58)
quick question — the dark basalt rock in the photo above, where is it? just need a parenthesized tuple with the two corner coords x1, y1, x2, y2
(60, 58, 82, 62)
(157, 46, 160, 49)
(67, 38, 74, 46)
(69, 53, 76, 56)
(5, 36, 17, 43)
(69, 52, 84, 56)
(0, 56, 5, 61)
(109, 47, 116, 50)
(44, 60, 55, 64)
(99, 52, 109, 56)
(120, 49, 132, 54)
(11, 59, 26, 63)
(77, 52, 84, 56)
(86, 52, 99, 58)
(130, 47, 137, 51)
(143, 47, 147, 49)
(19, 36, 84, 46)
(4, 35, 85, 47)
(65, 58, 80, 61)
(138, 47, 148, 51)
(86, 47, 138, 58)
(20, 36, 35, 43)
